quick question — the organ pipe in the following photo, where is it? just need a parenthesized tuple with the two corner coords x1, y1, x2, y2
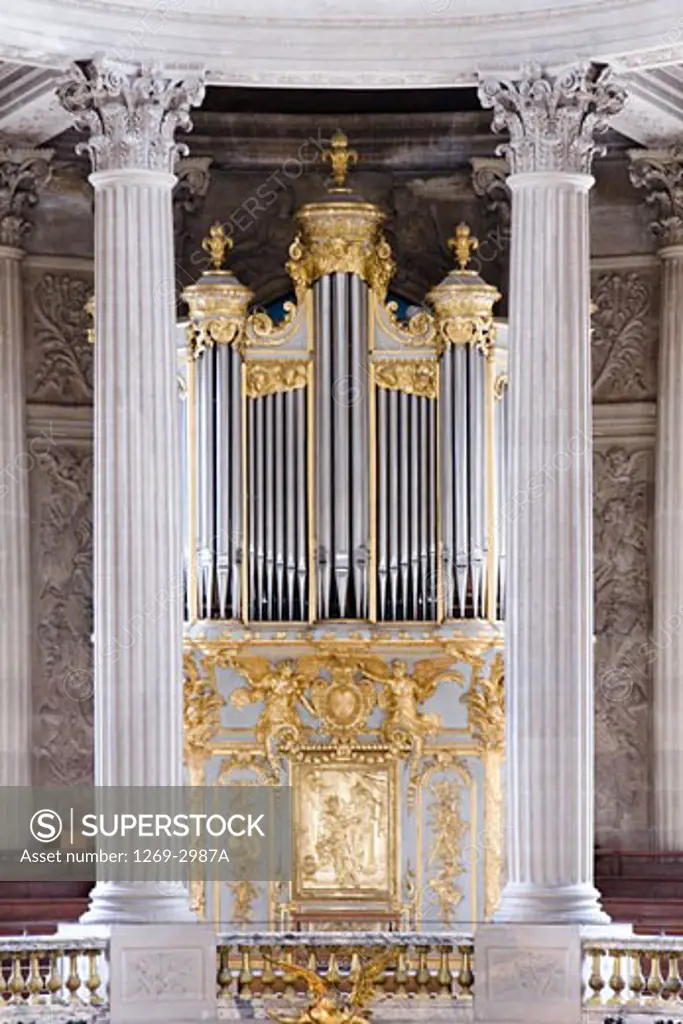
(181, 142, 508, 629)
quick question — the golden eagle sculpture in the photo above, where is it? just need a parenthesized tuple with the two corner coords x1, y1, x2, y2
(266, 951, 395, 1024)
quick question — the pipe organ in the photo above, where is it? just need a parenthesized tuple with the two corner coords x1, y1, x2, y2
(181, 134, 508, 929)
(181, 136, 508, 628)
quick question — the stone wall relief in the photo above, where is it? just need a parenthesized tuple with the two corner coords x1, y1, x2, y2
(591, 268, 659, 403)
(30, 444, 94, 786)
(593, 445, 653, 849)
(24, 266, 93, 404)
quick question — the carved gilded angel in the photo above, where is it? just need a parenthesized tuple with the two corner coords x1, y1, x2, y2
(364, 656, 458, 768)
(230, 656, 314, 776)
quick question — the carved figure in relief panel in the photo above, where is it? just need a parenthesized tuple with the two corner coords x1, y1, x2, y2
(229, 656, 315, 776)
(363, 655, 457, 772)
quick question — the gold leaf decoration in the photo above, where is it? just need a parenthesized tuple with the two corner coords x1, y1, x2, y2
(374, 359, 437, 399)
(245, 360, 308, 398)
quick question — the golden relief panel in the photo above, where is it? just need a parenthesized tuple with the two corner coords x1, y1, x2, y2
(294, 763, 397, 900)
(182, 637, 504, 928)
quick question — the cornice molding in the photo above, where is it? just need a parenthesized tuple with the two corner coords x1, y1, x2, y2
(23, 254, 93, 272)
(592, 401, 657, 446)
(26, 404, 93, 446)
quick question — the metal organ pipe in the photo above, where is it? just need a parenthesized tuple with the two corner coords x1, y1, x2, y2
(230, 350, 242, 618)
(247, 397, 256, 619)
(275, 391, 285, 619)
(196, 345, 215, 618)
(410, 396, 420, 621)
(469, 347, 487, 618)
(453, 347, 470, 617)
(427, 396, 437, 621)
(377, 386, 388, 622)
(316, 277, 332, 619)
(296, 385, 307, 620)
(375, 379, 437, 623)
(314, 271, 371, 620)
(285, 390, 296, 619)
(350, 275, 369, 618)
(214, 345, 230, 618)
(333, 272, 350, 617)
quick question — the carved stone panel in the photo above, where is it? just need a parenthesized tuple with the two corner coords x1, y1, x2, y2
(30, 444, 94, 786)
(593, 445, 654, 850)
(591, 268, 659, 403)
(24, 267, 93, 404)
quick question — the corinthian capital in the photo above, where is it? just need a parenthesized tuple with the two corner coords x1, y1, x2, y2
(0, 145, 53, 247)
(629, 147, 683, 247)
(56, 59, 205, 175)
(477, 63, 627, 175)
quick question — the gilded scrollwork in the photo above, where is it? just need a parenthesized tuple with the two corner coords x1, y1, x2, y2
(377, 300, 438, 350)
(460, 652, 505, 916)
(244, 359, 309, 398)
(462, 651, 505, 751)
(286, 204, 396, 302)
(244, 300, 299, 347)
(427, 778, 468, 924)
(226, 880, 260, 925)
(183, 650, 225, 776)
(374, 359, 437, 399)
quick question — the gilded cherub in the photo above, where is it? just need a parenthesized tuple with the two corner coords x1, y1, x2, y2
(266, 951, 395, 1024)
(364, 656, 459, 772)
(230, 657, 314, 777)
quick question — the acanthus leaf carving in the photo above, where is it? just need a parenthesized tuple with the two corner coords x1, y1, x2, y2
(32, 446, 93, 786)
(477, 62, 627, 175)
(0, 145, 54, 247)
(56, 59, 205, 175)
(629, 147, 683, 247)
(29, 271, 94, 403)
(591, 270, 658, 402)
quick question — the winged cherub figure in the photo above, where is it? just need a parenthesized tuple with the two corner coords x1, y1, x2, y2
(364, 656, 459, 773)
(229, 656, 315, 777)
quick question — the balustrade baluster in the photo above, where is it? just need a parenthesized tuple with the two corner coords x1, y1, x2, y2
(65, 952, 81, 1003)
(663, 951, 682, 1002)
(86, 949, 103, 1005)
(394, 947, 408, 996)
(28, 952, 43, 1003)
(437, 945, 453, 997)
(586, 947, 605, 1004)
(47, 950, 63, 1002)
(457, 944, 474, 999)
(645, 950, 664, 1001)
(238, 946, 253, 999)
(607, 949, 625, 1005)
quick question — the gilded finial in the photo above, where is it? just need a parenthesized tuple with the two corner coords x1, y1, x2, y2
(448, 223, 478, 272)
(322, 130, 359, 191)
(202, 222, 233, 271)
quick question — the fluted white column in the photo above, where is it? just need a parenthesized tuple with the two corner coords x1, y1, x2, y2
(58, 60, 205, 924)
(0, 149, 52, 796)
(630, 149, 683, 850)
(0, 246, 30, 792)
(478, 63, 626, 923)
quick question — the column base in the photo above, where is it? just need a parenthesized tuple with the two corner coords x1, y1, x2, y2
(493, 881, 610, 924)
(78, 882, 197, 925)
